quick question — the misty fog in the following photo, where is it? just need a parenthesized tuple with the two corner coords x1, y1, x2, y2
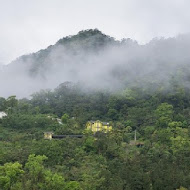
(1, 30, 190, 98)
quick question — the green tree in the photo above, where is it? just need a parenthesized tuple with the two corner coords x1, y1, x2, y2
(0, 97, 6, 111)
(61, 114, 69, 124)
(155, 103, 173, 127)
(0, 162, 24, 190)
(25, 154, 48, 185)
(6, 96, 18, 113)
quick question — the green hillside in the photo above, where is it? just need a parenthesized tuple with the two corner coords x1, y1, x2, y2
(1, 30, 190, 189)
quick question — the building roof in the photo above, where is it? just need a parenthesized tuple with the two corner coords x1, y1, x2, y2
(88, 120, 110, 125)
(102, 122, 110, 125)
(52, 135, 83, 138)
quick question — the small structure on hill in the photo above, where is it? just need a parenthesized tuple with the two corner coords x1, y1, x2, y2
(44, 132, 83, 140)
(44, 132, 54, 140)
(86, 120, 112, 133)
(129, 130, 144, 147)
(129, 140, 144, 147)
(0, 111, 7, 119)
(57, 118, 63, 125)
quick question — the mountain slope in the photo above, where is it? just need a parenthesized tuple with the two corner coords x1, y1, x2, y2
(1, 29, 190, 97)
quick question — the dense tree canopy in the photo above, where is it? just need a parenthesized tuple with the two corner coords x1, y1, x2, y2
(1, 79, 190, 189)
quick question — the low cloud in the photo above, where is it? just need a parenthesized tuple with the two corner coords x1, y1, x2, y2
(1, 31, 190, 98)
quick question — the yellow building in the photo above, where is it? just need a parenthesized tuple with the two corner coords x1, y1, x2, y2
(44, 132, 54, 140)
(86, 120, 112, 133)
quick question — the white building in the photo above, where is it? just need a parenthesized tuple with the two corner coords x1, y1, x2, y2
(0, 112, 7, 119)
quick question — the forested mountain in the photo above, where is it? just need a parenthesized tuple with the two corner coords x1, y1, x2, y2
(1, 30, 190, 189)
(1, 80, 190, 189)
(1, 29, 190, 97)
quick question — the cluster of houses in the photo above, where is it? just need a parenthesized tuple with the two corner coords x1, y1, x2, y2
(44, 120, 112, 140)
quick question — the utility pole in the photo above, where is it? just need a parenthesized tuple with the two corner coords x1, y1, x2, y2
(134, 129, 137, 142)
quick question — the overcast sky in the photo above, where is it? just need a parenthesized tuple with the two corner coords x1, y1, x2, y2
(0, 0, 190, 64)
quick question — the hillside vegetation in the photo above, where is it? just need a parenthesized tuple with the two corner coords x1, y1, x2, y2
(1, 30, 190, 189)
